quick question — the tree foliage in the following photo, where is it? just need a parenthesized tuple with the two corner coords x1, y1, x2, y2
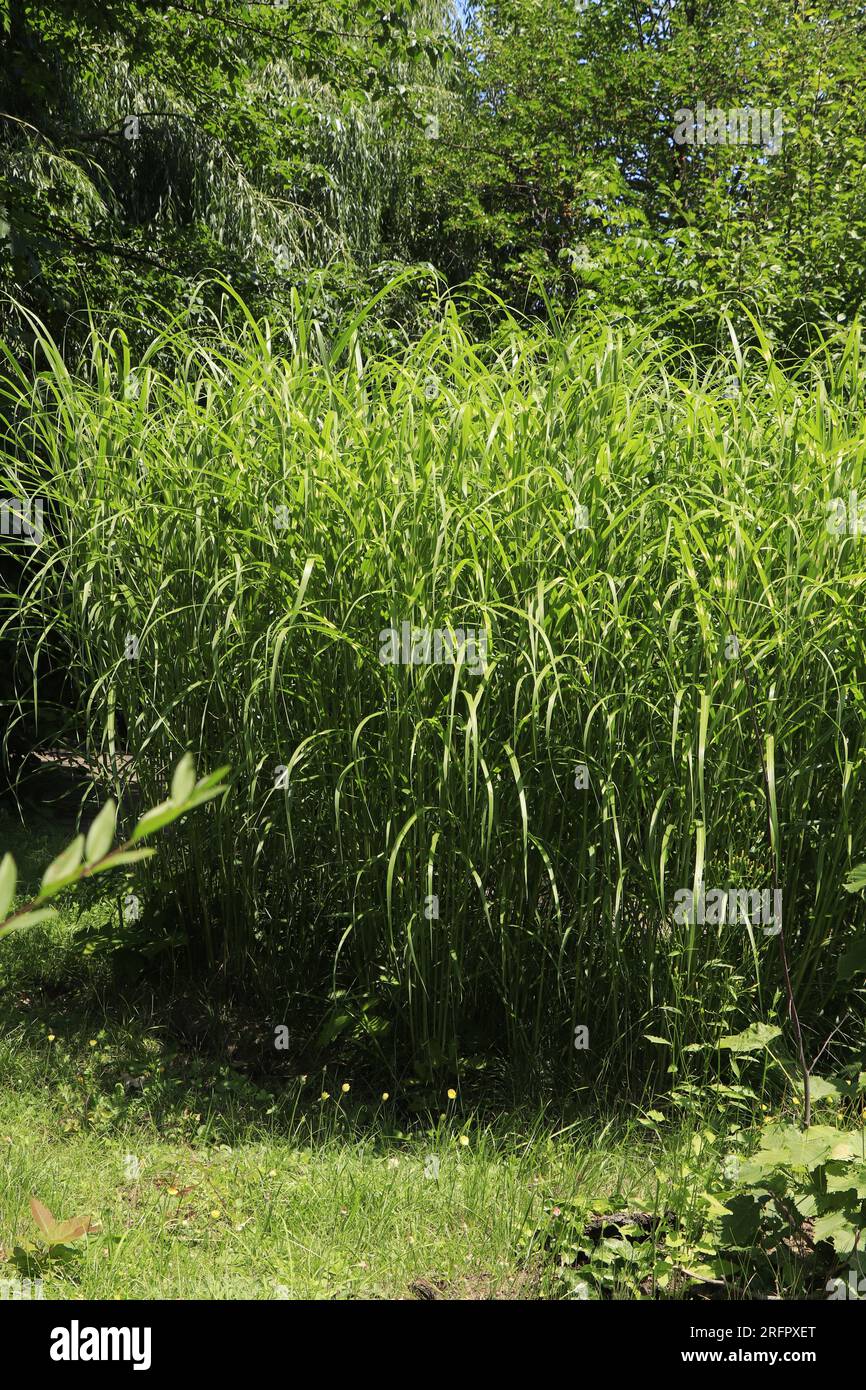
(3, 1, 865, 347)
(0, 0, 451, 347)
(419, 0, 866, 345)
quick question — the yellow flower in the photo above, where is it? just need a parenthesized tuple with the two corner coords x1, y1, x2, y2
(89, 1039, 97, 1047)
(341, 1083, 350, 1093)
(47, 1034, 56, 1042)
(268, 1169, 277, 1178)
(210, 1209, 221, 1219)
(320, 1091, 330, 1101)
(458, 1135, 469, 1147)
(381, 1092, 389, 1102)
(447, 1088, 457, 1100)
(167, 1187, 179, 1196)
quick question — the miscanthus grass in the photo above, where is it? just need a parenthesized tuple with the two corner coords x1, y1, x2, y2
(1, 286, 865, 1084)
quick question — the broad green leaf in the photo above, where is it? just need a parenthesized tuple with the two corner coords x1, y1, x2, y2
(837, 937, 866, 981)
(44, 1216, 92, 1246)
(803, 1075, 845, 1102)
(0, 852, 16, 921)
(30, 1197, 56, 1237)
(316, 1012, 353, 1048)
(39, 834, 86, 898)
(843, 863, 866, 893)
(193, 765, 230, 793)
(814, 1210, 859, 1253)
(792, 1192, 818, 1219)
(30, 1197, 91, 1246)
(130, 800, 184, 843)
(826, 1166, 866, 1200)
(748, 1125, 854, 1172)
(0, 908, 57, 939)
(722, 1195, 767, 1251)
(718, 1023, 782, 1053)
(88, 849, 156, 872)
(178, 785, 226, 813)
(701, 1194, 732, 1218)
(171, 753, 197, 804)
(131, 784, 225, 844)
(829, 1136, 858, 1161)
(737, 1153, 782, 1183)
(85, 799, 116, 863)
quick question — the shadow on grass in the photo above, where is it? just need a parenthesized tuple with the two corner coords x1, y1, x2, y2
(0, 795, 608, 1148)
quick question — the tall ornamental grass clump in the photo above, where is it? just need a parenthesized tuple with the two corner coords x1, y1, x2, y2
(2, 289, 865, 1080)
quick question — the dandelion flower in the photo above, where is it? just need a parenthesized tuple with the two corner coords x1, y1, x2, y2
(210, 1209, 221, 1219)
(447, 1088, 457, 1100)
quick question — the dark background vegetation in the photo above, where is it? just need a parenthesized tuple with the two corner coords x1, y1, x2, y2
(2, 0, 866, 351)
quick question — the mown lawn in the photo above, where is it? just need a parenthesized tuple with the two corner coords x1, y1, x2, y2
(2, 1097, 562, 1301)
(0, 965, 676, 1300)
(0, 799, 853, 1303)
(0, 801, 703, 1301)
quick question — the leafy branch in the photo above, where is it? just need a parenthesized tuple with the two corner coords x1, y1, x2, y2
(0, 754, 230, 937)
